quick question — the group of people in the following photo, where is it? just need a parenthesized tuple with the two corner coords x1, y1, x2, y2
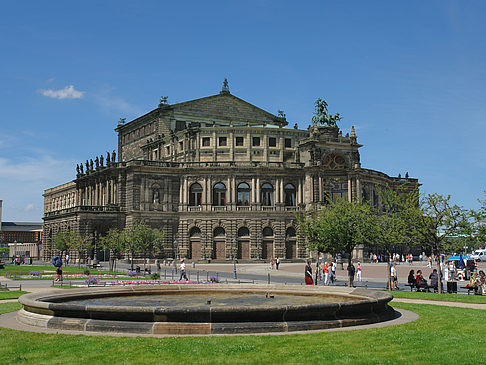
(468, 270, 486, 295)
(269, 257, 280, 270)
(407, 269, 439, 291)
(305, 259, 362, 287)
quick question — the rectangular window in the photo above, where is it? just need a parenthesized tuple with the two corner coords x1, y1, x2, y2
(269, 137, 277, 147)
(219, 136, 227, 146)
(202, 137, 210, 147)
(235, 136, 244, 146)
(252, 137, 260, 147)
(179, 141, 183, 151)
(285, 138, 292, 148)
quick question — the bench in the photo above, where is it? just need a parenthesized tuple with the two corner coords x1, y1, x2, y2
(461, 286, 479, 295)
(405, 283, 437, 292)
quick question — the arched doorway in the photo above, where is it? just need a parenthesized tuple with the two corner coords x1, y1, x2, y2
(189, 227, 201, 260)
(286, 227, 297, 259)
(262, 227, 274, 259)
(237, 227, 250, 259)
(213, 227, 226, 259)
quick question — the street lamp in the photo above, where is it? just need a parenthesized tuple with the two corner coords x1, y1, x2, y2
(232, 237, 237, 279)
(202, 233, 206, 261)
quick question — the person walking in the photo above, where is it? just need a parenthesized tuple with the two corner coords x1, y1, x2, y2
(391, 263, 398, 289)
(179, 259, 188, 281)
(323, 262, 329, 286)
(275, 257, 280, 270)
(330, 260, 336, 284)
(347, 260, 356, 287)
(65, 254, 69, 267)
(356, 261, 362, 283)
(304, 261, 314, 285)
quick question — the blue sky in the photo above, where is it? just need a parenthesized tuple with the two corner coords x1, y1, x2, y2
(0, 1, 485, 221)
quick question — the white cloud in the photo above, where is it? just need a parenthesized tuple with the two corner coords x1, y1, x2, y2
(24, 203, 35, 212)
(38, 85, 84, 99)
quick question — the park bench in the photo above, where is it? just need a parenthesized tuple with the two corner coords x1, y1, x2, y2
(461, 285, 479, 295)
(405, 283, 437, 292)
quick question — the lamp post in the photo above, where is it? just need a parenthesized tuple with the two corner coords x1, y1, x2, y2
(232, 237, 237, 279)
(202, 233, 206, 261)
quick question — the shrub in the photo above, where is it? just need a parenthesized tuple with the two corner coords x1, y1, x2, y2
(84, 269, 91, 276)
(29, 271, 40, 277)
(151, 273, 160, 280)
(209, 276, 220, 283)
(127, 270, 137, 277)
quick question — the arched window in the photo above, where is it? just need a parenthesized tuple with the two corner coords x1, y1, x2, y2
(261, 183, 274, 206)
(213, 182, 226, 206)
(189, 183, 203, 206)
(214, 227, 226, 237)
(286, 227, 296, 238)
(189, 227, 201, 237)
(284, 183, 296, 206)
(263, 227, 274, 237)
(238, 227, 250, 237)
(237, 182, 250, 206)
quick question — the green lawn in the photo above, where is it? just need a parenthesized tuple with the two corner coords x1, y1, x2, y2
(0, 301, 484, 364)
(387, 290, 486, 303)
(0, 265, 123, 278)
(0, 291, 27, 300)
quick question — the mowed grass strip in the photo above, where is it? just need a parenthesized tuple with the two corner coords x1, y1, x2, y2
(0, 291, 27, 300)
(0, 302, 484, 364)
(0, 265, 122, 277)
(387, 290, 486, 303)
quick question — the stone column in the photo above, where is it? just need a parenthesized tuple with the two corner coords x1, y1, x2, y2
(348, 176, 352, 202)
(356, 178, 361, 202)
(251, 177, 255, 205)
(256, 177, 261, 204)
(318, 175, 323, 203)
(183, 177, 188, 205)
(279, 178, 284, 205)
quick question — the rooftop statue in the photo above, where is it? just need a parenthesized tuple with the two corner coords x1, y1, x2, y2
(118, 118, 126, 125)
(221, 78, 230, 93)
(312, 98, 341, 127)
(159, 96, 168, 106)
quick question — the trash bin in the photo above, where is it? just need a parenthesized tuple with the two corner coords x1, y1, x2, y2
(447, 281, 457, 294)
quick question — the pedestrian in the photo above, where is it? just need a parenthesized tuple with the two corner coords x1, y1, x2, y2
(275, 257, 280, 270)
(270, 256, 275, 270)
(331, 260, 336, 284)
(391, 263, 398, 289)
(179, 259, 188, 281)
(65, 253, 69, 267)
(347, 260, 356, 287)
(56, 264, 63, 282)
(356, 261, 362, 282)
(156, 259, 161, 272)
(304, 260, 313, 285)
(323, 262, 329, 286)
(315, 261, 321, 283)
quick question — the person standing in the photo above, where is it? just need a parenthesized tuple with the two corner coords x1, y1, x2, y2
(275, 257, 280, 270)
(323, 262, 329, 286)
(65, 254, 69, 267)
(270, 257, 275, 270)
(179, 259, 188, 281)
(330, 260, 337, 284)
(305, 261, 314, 285)
(56, 264, 63, 282)
(356, 261, 362, 283)
(347, 260, 356, 287)
(391, 263, 398, 289)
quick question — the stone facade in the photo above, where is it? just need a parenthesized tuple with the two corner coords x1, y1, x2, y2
(42, 85, 418, 262)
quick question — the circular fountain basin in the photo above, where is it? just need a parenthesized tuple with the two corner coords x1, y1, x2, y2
(18, 284, 394, 335)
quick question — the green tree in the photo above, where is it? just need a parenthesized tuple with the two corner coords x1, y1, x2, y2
(413, 194, 470, 293)
(298, 199, 377, 286)
(100, 229, 125, 271)
(123, 222, 164, 271)
(376, 185, 420, 290)
(470, 191, 486, 250)
(68, 232, 92, 268)
(53, 230, 75, 263)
